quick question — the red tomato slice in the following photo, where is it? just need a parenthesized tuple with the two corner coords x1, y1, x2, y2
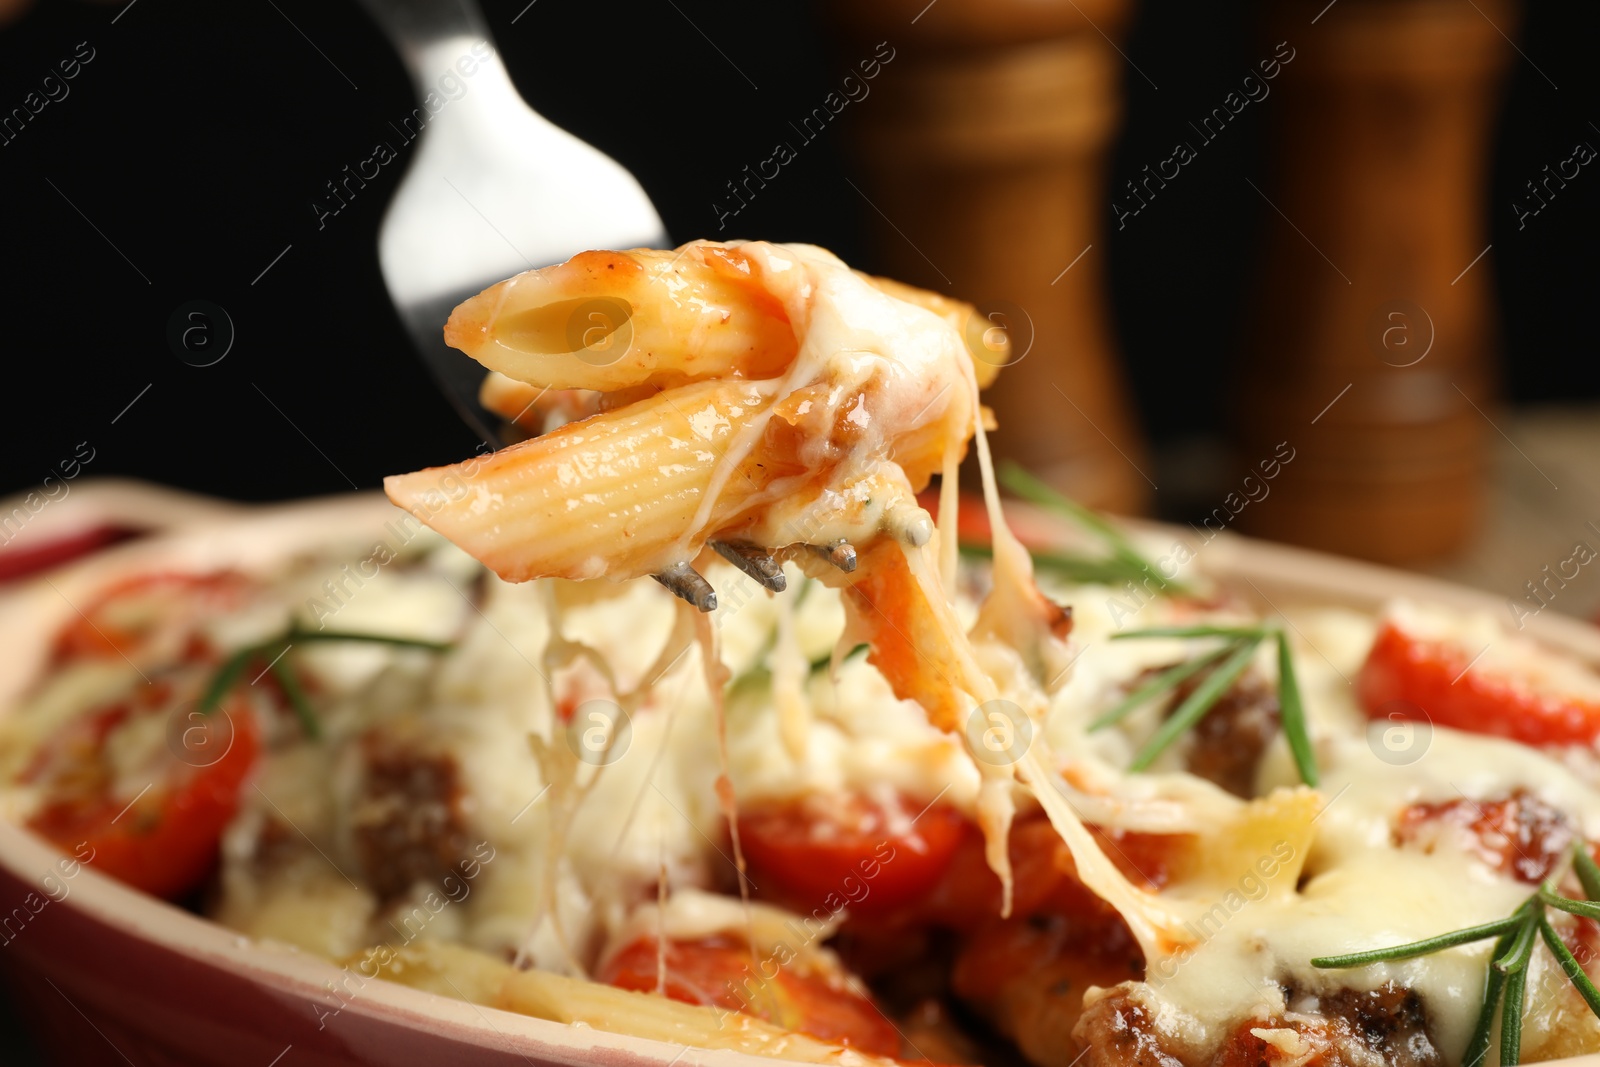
(600, 936, 901, 1056)
(52, 571, 253, 664)
(1358, 619, 1600, 746)
(1394, 790, 1572, 884)
(27, 697, 261, 900)
(919, 815, 1177, 933)
(736, 792, 967, 920)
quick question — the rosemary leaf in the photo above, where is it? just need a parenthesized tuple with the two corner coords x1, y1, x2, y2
(1033, 551, 1165, 588)
(811, 643, 868, 674)
(1540, 886, 1600, 921)
(1502, 950, 1527, 1066)
(1112, 625, 1265, 641)
(1575, 845, 1600, 902)
(1495, 910, 1539, 975)
(269, 657, 321, 740)
(1000, 462, 1129, 547)
(1275, 627, 1318, 787)
(1129, 636, 1262, 772)
(1539, 916, 1600, 1017)
(201, 630, 452, 722)
(998, 462, 1188, 594)
(198, 649, 253, 714)
(1089, 644, 1233, 732)
(959, 543, 1152, 587)
(1310, 916, 1524, 968)
(1462, 924, 1520, 1067)
(286, 629, 452, 652)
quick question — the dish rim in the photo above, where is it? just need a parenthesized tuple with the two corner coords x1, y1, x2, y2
(3, 478, 1599, 1067)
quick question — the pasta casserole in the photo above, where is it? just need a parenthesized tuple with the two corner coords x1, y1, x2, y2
(5, 242, 1600, 1067)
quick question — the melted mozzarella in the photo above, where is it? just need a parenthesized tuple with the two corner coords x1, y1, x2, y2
(1117, 603, 1600, 1062)
(19, 244, 1600, 1067)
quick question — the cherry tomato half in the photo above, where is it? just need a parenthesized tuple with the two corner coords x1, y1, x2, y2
(600, 936, 901, 1056)
(737, 792, 967, 920)
(1359, 620, 1600, 747)
(27, 697, 261, 900)
(52, 571, 253, 664)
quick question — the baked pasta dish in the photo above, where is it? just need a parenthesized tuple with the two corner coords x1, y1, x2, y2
(7, 241, 1600, 1067)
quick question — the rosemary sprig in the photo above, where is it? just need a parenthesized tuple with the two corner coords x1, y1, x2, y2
(1539, 885, 1600, 921)
(811, 643, 869, 674)
(958, 543, 1171, 589)
(1464, 920, 1521, 1067)
(1089, 644, 1233, 731)
(993, 462, 1191, 595)
(1094, 622, 1318, 786)
(1539, 916, 1600, 1016)
(1128, 635, 1262, 772)
(1109, 624, 1263, 640)
(1500, 912, 1535, 1066)
(1576, 846, 1600, 902)
(199, 627, 452, 737)
(1275, 629, 1317, 788)
(1308, 915, 1525, 968)
(1316, 847, 1600, 1067)
(268, 656, 320, 741)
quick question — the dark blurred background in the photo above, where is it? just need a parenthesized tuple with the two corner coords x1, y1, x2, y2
(0, 0, 1594, 506)
(0, 0, 1596, 1059)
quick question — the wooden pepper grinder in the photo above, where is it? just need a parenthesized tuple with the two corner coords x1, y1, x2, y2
(1232, 0, 1516, 563)
(817, 0, 1150, 516)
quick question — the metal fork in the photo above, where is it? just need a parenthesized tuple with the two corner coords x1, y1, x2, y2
(357, 1, 851, 611)
(356, 0, 668, 445)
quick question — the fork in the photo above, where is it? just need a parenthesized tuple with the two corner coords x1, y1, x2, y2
(356, 1, 839, 612)
(356, 0, 669, 446)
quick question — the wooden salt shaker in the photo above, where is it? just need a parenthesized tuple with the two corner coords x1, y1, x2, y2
(817, 0, 1150, 515)
(1232, 0, 1516, 562)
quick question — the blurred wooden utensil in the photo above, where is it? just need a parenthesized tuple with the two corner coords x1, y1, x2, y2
(818, 0, 1151, 516)
(1231, 0, 1516, 563)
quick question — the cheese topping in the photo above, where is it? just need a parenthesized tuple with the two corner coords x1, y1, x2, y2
(10, 243, 1600, 1067)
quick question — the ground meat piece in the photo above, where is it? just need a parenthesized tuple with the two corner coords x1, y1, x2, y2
(895, 997, 990, 1067)
(1073, 987, 1185, 1067)
(1393, 789, 1571, 883)
(350, 736, 470, 902)
(248, 817, 300, 877)
(1129, 663, 1278, 798)
(1211, 983, 1441, 1067)
(953, 914, 1143, 1067)
(1312, 985, 1442, 1067)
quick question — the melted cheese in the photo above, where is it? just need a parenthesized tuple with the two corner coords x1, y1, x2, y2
(18, 244, 1600, 1067)
(1115, 606, 1600, 1063)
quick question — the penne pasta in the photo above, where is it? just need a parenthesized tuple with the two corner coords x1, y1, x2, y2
(351, 941, 902, 1066)
(445, 244, 1007, 397)
(446, 246, 798, 392)
(392, 242, 984, 587)
(388, 378, 786, 582)
(857, 272, 1003, 389)
(477, 370, 599, 435)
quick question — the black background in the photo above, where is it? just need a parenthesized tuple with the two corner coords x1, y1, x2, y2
(0, 1, 1595, 1060)
(0, 0, 1595, 520)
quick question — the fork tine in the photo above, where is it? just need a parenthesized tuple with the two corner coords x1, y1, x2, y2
(808, 540, 858, 573)
(711, 540, 787, 592)
(653, 562, 718, 612)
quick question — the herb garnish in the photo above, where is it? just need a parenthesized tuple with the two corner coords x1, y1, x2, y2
(1313, 846, 1600, 1066)
(1093, 623, 1317, 786)
(200, 628, 452, 739)
(956, 463, 1191, 595)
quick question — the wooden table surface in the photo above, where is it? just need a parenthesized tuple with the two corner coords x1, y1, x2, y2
(1421, 404, 1600, 628)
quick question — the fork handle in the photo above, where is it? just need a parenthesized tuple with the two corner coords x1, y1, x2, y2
(353, 0, 499, 95)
